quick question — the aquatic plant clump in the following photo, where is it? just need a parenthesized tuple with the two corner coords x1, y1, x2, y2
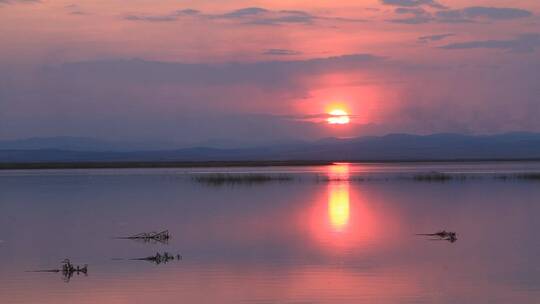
(192, 173, 294, 185)
(416, 230, 458, 243)
(412, 172, 454, 182)
(132, 252, 182, 265)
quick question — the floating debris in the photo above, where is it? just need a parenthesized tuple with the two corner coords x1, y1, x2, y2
(28, 258, 88, 282)
(116, 230, 170, 244)
(417, 230, 457, 243)
(131, 252, 182, 265)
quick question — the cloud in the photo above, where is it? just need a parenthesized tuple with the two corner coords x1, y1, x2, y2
(389, 7, 432, 24)
(125, 9, 199, 22)
(440, 33, 540, 52)
(436, 6, 533, 23)
(418, 33, 454, 43)
(0, 0, 38, 4)
(50, 54, 384, 88)
(221, 7, 269, 18)
(65, 4, 87, 15)
(262, 49, 302, 56)
(124, 7, 365, 25)
(381, 0, 447, 9)
(388, 5, 533, 24)
(3, 52, 540, 143)
(0, 54, 389, 143)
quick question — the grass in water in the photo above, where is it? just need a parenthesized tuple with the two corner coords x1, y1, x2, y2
(193, 173, 294, 185)
(516, 173, 540, 180)
(495, 173, 540, 181)
(412, 172, 454, 182)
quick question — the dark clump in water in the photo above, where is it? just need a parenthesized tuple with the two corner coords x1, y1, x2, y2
(193, 173, 293, 186)
(28, 258, 88, 283)
(495, 173, 540, 181)
(131, 252, 182, 265)
(116, 230, 170, 244)
(417, 230, 458, 243)
(412, 172, 455, 182)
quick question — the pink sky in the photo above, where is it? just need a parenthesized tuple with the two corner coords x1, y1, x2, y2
(1, 0, 539, 145)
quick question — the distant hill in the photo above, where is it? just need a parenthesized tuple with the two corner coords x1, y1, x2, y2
(2, 133, 540, 163)
(0, 136, 177, 152)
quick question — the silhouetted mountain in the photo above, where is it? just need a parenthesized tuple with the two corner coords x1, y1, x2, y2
(0, 136, 178, 152)
(2, 133, 540, 163)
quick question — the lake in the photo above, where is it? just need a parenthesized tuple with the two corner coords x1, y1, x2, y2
(1, 162, 540, 303)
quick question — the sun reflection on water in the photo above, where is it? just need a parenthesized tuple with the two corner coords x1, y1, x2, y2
(328, 164, 350, 232)
(308, 163, 379, 252)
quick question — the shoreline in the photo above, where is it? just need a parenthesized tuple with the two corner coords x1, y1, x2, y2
(1, 158, 540, 170)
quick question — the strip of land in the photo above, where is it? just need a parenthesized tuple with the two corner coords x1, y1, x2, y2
(0, 160, 336, 170)
(2, 158, 540, 171)
(3, 159, 540, 170)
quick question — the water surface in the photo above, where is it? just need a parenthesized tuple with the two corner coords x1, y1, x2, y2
(1, 162, 539, 303)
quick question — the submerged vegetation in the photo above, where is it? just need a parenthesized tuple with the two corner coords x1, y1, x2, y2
(193, 173, 294, 185)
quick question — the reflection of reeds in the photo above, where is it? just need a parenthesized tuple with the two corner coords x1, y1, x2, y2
(193, 173, 294, 185)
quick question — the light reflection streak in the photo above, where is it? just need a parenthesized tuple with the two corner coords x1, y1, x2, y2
(307, 163, 381, 253)
(328, 164, 350, 232)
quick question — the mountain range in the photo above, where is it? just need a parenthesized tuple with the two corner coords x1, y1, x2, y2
(1, 133, 540, 163)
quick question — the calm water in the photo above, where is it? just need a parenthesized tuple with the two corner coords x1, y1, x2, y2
(1, 162, 540, 303)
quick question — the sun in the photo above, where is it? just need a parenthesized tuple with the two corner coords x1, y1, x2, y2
(327, 109, 350, 124)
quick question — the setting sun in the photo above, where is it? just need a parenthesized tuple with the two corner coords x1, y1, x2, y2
(327, 109, 350, 125)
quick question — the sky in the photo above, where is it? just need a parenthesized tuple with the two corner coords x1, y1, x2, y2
(1, 0, 539, 147)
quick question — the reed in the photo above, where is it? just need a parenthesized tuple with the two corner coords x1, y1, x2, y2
(412, 172, 454, 182)
(193, 173, 294, 185)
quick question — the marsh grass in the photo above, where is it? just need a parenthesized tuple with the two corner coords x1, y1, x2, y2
(316, 172, 540, 183)
(495, 173, 540, 181)
(412, 172, 540, 182)
(412, 172, 457, 182)
(192, 173, 294, 185)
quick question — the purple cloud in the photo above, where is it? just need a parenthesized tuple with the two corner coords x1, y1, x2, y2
(381, 0, 447, 9)
(440, 34, 540, 53)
